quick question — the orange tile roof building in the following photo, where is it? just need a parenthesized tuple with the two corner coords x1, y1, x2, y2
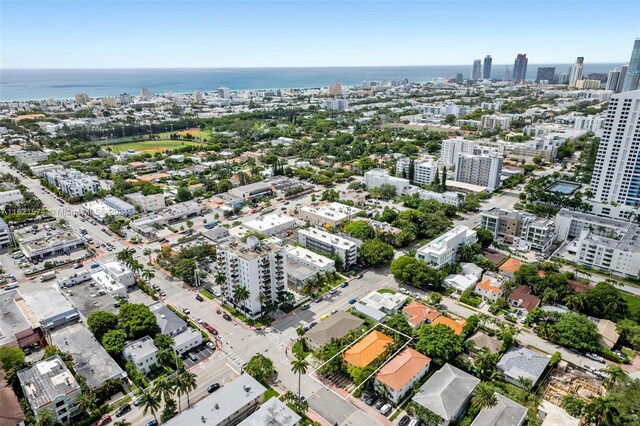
(498, 258, 522, 278)
(375, 348, 431, 404)
(402, 301, 441, 328)
(343, 331, 394, 368)
(432, 316, 466, 335)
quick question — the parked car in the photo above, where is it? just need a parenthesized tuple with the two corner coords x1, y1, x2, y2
(314, 296, 322, 303)
(183, 308, 190, 314)
(329, 288, 338, 295)
(146, 421, 158, 426)
(206, 342, 216, 350)
(340, 282, 349, 288)
(364, 394, 377, 406)
(222, 313, 232, 321)
(309, 321, 318, 328)
(207, 383, 221, 393)
(380, 404, 392, 416)
(96, 415, 112, 426)
(195, 294, 204, 301)
(348, 298, 357, 304)
(301, 304, 310, 310)
(133, 395, 144, 406)
(196, 318, 203, 324)
(374, 399, 386, 409)
(74, 263, 83, 269)
(399, 415, 412, 426)
(586, 353, 605, 363)
(115, 404, 131, 417)
(187, 352, 198, 362)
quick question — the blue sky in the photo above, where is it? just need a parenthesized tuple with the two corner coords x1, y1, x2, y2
(2, 0, 638, 68)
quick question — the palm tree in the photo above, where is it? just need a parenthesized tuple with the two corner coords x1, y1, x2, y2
(77, 392, 97, 414)
(116, 248, 134, 265)
(585, 397, 620, 425)
(565, 294, 585, 311)
(233, 285, 250, 313)
(143, 247, 153, 265)
(142, 268, 155, 285)
(141, 391, 161, 424)
(178, 371, 198, 408)
(215, 272, 226, 303)
(171, 375, 184, 413)
(129, 259, 143, 277)
(291, 352, 310, 399)
(470, 382, 498, 410)
(34, 409, 55, 426)
(153, 377, 176, 403)
(602, 365, 629, 388)
(458, 244, 477, 262)
(157, 348, 176, 368)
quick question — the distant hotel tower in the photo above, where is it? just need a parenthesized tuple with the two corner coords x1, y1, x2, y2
(512, 54, 528, 83)
(622, 38, 640, 92)
(536, 67, 556, 83)
(471, 59, 482, 81)
(483, 55, 492, 79)
(568, 57, 584, 87)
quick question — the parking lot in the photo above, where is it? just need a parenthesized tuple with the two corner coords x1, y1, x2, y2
(181, 343, 217, 369)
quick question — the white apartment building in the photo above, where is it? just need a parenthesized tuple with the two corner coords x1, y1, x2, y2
(103, 261, 135, 287)
(103, 196, 136, 217)
(6, 149, 49, 166)
(216, 237, 288, 318)
(414, 189, 466, 207)
(244, 213, 297, 236)
(297, 227, 361, 269)
(0, 218, 13, 249)
(30, 164, 63, 177)
(125, 192, 166, 212)
(18, 356, 82, 424)
(172, 328, 203, 355)
(0, 189, 23, 209)
(454, 153, 503, 191)
(590, 90, 640, 206)
(480, 208, 555, 252)
(364, 169, 412, 195)
(299, 202, 362, 227)
(123, 336, 158, 374)
(44, 169, 99, 197)
(440, 137, 476, 166)
(416, 225, 477, 268)
(573, 115, 605, 132)
(286, 245, 335, 273)
(322, 99, 349, 111)
(396, 157, 438, 185)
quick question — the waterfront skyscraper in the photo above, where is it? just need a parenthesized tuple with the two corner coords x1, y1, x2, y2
(568, 57, 584, 87)
(471, 59, 482, 81)
(456, 73, 464, 85)
(590, 90, 640, 206)
(618, 64, 629, 92)
(483, 55, 492, 79)
(536, 67, 556, 83)
(512, 54, 528, 83)
(503, 66, 510, 81)
(622, 39, 640, 92)
(607, 68, 621, 92)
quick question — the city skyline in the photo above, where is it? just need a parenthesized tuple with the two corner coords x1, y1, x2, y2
(1, 0, 639, 69)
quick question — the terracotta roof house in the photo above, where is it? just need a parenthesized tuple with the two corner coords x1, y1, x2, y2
(507, 285, 540, 315)
(470, 393, 527, 426)
(474, 276, 504, 302)
(567, 279, 593, 293)
(375, 348, 431, 404)
(304, 311, 364, 351)
(402, 301, 441, 328)
(432, 316, 466, 335)
(412, 363, 480, 426)
(343, 331, 394, 368)
(499, 258, 522, 278)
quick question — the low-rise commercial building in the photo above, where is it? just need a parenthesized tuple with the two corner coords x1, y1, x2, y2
(21, 286, 79, 330)
(244, 213, 296, 236)
(0, 289, 43, 349)
(125, 192, 165, 212)
(297, 228, 361, 269)
(123, 336, 158, 375)
(18, 356, 82, 424)
(0, 218, 13, 249)
(0, 189, 23, 209)
(416, 225, 477, 268)
(364, 169, 412, 195)
(103, 196, 136, 217)
(237, 398, 301, 426)
(299, 202, 362, 227)
(17, 228, 85, 261)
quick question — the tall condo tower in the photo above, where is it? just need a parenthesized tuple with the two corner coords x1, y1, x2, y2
(483, 55, 492, 79)
(512, 54, 528, 83)
(622, 39, 640, 92)
(568, 57, 584, 87)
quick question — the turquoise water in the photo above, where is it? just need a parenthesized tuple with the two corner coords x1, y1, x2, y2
(0, 64, 619, 101)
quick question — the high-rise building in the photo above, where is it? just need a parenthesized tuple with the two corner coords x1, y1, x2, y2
(569, 57, 585, 87)
(454, 153, 503, 191)
(216, 236, 288, 318)
(483, 55, 492, 79)
(607, 69, 621, 92)
(141, 87, 151, 98)
(503, 66, 510, 81)
(512, 54, 528, 83)
(471, 59, 482, 81)
(536, 67, 556, 83)
(75, 93, 90, 105)
(218, 86, 231, 99)
(618, 64, 629, 92)
(622, 39, 640, 92)
(590, 90, 640, 206)
(118, 93, 131, 104)
(587, 73, 608, 83)
(194, 91, 203, 102)
(328, 82, 343, 95)
(440, 136, 476, 166)
(559, 73, 569, 85)
(456, 73, 464, 85)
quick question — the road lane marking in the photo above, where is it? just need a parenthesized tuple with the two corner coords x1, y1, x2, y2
(225, 362, 240, 375)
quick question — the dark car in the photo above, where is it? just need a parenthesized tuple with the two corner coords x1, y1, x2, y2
(207, 383, 221, 393)
(222, 313, 232, 321)
(195, 294, 204, 302)
(374, 399, 386, 409)
(399, 415, 411, 426)
(146, 421, 158, 426)
(115, 404, 131, 417)
(301, 304, 310, 310)
(340, 282, 349, 288)
(364, 394, 378, 406)
(309, 321, 318, 328)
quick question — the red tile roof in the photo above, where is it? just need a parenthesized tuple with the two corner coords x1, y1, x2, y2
(375, 348, 431, 391)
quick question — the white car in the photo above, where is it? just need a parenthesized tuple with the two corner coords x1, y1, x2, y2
(380, 404, 392, 416)
(196, 318, 203, 324)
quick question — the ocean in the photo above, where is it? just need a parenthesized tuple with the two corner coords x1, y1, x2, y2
(0, 64, 620, 102)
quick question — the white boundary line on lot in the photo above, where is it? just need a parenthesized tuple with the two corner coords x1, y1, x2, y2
(309, 322, 413, 400)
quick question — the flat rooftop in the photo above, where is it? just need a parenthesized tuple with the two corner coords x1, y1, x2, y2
(218, 237, 284, 261)
(300, 202, 362, 221)
(298, 227, 359, 249)
(21, 285, 77, 324)
(17, 355, 80, 410)
(244, 213, 296, 233)
(0, 290, 36, 346)
(237, 398, 301, 426)
(62, 280, 119, 317)
(286, 244, 334, 268)
(546, 180, 582, 195)
(164, 374, 266, 426)
(50, 323, 126, 389)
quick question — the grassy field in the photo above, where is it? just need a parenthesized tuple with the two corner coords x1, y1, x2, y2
(103, 139, 203, 153)
(98, 128, 210, 146)
(622, 292, 640, 317)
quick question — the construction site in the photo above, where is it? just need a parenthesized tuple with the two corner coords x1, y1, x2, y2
(542, 363, 605, 407)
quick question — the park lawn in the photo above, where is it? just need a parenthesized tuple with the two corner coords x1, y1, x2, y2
(104, 139, 203, 153)
(292, 340, 311, 359)
(264, 388, 280, 400)
(622, 292, 640, 317)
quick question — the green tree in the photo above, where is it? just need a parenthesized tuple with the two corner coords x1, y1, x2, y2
(471, 382, 498, 410)
(0, 346, 25, 372)
(359, 239, 394, 267)
(160, 398, 178, 423)
(233, 285, 251, 312)
(87, 311, 119, 341)
(177, 371, 198, 408)
(563, 395, 586, 417)
(475, 228, 494, 248)
(176, 187, 193, 202)
(118, 303, 158, 339)
(602, 365, 629, 389)
(344, 220, 375, 240)
(154, 334, 174, 351)
(585, 397, 620, 426)
(77, 392, 98, 414)
(321, 189, 340, 202)
(384, 313, 414, 337)
(245, 353, 276, 385)
(34, 409, 55, 426)
(582, 283, 630, 322)
(115, 248, 135, 265)
(101, 329, 126, 356)
(153, 377, 176, 403)
(415, 323, 462, 366)
(291, 352, 309, 399)
(174, 258, 197, 286)
(553, 313, 601, 352)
